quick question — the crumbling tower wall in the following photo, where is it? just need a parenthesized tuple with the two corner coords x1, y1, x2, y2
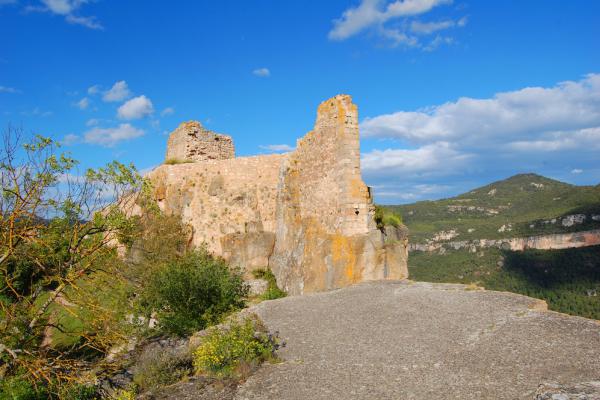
(165, 121, 235, 163)
(268, 95, 405, 294)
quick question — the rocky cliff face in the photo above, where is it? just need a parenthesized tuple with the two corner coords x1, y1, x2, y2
(409, 229, 600, 253)
(147, 95, 408, 295)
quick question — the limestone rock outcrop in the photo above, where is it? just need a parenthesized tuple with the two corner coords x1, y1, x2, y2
(409, 229, 600, 253)
(148, 95, 408, 295)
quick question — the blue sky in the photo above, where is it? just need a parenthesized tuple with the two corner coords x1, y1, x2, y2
(1, 0, 599, 204)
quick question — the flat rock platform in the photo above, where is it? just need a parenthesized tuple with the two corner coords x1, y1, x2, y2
(235, 281, 600, 400)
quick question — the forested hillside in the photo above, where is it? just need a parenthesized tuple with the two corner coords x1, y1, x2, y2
(386, 174, 600, 244)
(386, 173, 600, 321)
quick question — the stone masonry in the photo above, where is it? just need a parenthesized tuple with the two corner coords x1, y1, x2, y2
(165, 121, 235, 162)
(148, 95, 408, 295)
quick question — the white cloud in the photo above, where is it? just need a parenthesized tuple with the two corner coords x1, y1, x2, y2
(423, 35, 454, 51)
(0, 85, 20, 93)
(379, 27, 419, 47)
(507, 127, 600, 152)
(33, 0, 103, 29)
(373, 183, 451, 201)
(84, 123, 145, 147)
(62, 133, 80, 146)
(362, 141, 470, 176)
(410, 19, 453, 34)
(20, 107, 52, 117)
(87, 84, 100, 95)
(571, 168, 583, 174)
(117, 95, 154, 120)
(360, 73, 600, 203)
(259, 144, 294, 152)
(75, 97, 90, 110)
(361, 73, 600, 146)
(160, 107, 175, 117)
(253, 68, 271, 77)
(103, 80, 131, 102)
(41, 0, 84, 15)
(329, 0, 458, 47)
(86, 118, 100, 126)
(65, 14, 102, 29)
(0, 0, 18, 6)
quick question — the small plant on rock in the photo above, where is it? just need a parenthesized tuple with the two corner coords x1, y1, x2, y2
(132, 344, 193, 392)
(374, 206, 403, 230)
(164, 158, 192, 165)
(193, 316, 278, 377)
(252, 269, 287, 300)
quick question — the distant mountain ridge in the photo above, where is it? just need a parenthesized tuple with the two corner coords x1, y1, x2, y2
(386, 173, 600, 244)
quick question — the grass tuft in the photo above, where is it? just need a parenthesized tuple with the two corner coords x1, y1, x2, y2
(251, 269, 287, 300)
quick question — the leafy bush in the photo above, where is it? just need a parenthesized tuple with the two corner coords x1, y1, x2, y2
(110, 390, 136, 400)
(382, 213, 402, 228)
(251, 269, 287, 300)
(164, 158, 192, 165)
(0, 378, 99, 400)
(57, 384, 98, 400)
(125, 211, 190, 268)
(374, 206, 403, 230)
(132, 344, 192, 391)
(0, 377, 46, 400)
(0, 129, 147, 386)
(141, 249, 248, 336)
(193, 317, 277, 377)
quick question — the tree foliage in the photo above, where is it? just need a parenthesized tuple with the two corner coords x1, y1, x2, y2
(409, 245, 600, 320)
(0, 126, 144, 387)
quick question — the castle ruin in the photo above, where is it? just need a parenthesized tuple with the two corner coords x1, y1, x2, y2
(147, 95, 408, 295)
(165, 121, 235, 163)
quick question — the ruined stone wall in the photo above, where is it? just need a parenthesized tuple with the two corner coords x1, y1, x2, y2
(166, 121, 235, 163)
(268, 95, 405, 294)
(148, 94, 408, 295)
(288, 95, 372, 235)
(150, 154, 283, 255)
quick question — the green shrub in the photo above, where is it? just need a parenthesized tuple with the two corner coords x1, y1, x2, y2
(0, 376, 99, 400)
(110, 390, 136, 400)
(133, 345, 192, 391)
(374, 206, 403, 230)
(57, 384, 98, 400)
(141, 249, 248, 336)
(382, 213, 402, 228)
(193, 317, 277, 377)
(251, 269, 287, 300)
(164, 158, 192, 165)
(0, 377, 46, 400)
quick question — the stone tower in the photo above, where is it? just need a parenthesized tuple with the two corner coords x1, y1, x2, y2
(165, 121, 234, 163)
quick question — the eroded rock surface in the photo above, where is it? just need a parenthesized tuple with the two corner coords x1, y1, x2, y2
(534, 381, 600, 400)
(236, 281, 600, 400)
(409, 228, 600, 252)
